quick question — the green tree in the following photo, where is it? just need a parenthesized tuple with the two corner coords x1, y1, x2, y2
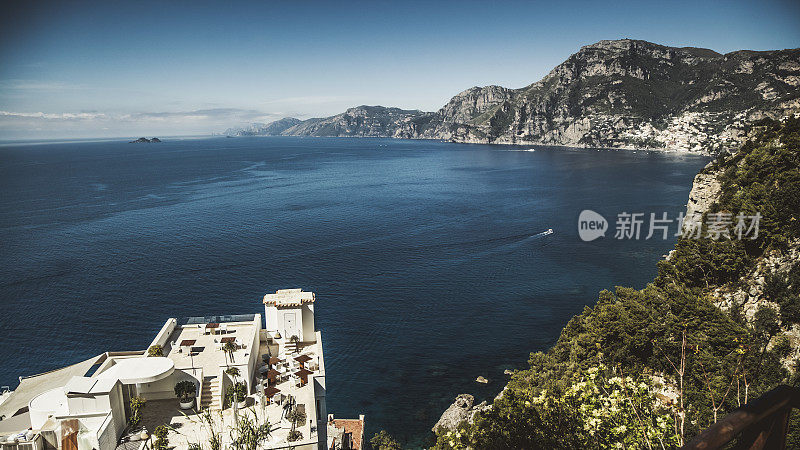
(370, 430, 402, 450)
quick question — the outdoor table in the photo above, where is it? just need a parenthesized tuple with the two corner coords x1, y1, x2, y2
(294, 354, 312, 369)
(264, 386, 281, 404)
(295, 368, 313, 386)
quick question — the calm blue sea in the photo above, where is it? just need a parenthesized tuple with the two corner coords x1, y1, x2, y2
(0, 137, 708, 445)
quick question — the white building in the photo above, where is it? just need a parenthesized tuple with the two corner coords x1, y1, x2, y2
(263, 288, 317, 343)
(0, 289, 345, 450)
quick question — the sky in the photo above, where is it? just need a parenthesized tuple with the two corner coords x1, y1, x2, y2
(1, 0, 799, 139)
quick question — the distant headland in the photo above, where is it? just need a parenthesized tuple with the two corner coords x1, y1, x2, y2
(129, 137, 161, 143)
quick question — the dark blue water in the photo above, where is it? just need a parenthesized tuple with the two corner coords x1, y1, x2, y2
(0, 137, 708, 444)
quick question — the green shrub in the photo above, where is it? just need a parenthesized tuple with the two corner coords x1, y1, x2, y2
(153, 425, 168, 450)
(225, 382, 247, 406)
(128, 396, 146, 427)
(371, 430, 403, 449)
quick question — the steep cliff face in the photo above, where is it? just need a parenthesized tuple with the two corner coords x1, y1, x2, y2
(437, 40, 800, 152)
(232, 39, 799, 154)
(416, 86, 514, 142)
(675, 120, 800, 365)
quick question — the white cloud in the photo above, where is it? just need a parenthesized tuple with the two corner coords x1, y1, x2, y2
(0, 111, 106, 120)
(0, 107, 293, 139)
(0, 79, 86, 91)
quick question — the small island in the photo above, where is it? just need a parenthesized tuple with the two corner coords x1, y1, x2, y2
(129, 137, 161, 143)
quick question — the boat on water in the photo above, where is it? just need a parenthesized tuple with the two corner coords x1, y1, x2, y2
(543, 228, 553, 235)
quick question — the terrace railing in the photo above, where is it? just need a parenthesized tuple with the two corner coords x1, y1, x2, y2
(682, 384, 800, 450)
(181, 314, 257, 325)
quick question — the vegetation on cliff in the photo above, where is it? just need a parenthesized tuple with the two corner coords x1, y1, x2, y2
(432, 117, 800, 449)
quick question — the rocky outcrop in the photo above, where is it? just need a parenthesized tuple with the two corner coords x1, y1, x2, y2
(714, 242, 800, 321)
(225, 40, 800, 154)
(129, 137, 161, 143)
(684, 168, 723, 227)
(432, 394, 489, 433)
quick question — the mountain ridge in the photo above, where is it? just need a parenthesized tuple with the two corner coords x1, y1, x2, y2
(223, 39, 800, 154)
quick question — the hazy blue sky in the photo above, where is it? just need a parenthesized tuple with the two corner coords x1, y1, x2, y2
(1, 0, 799, 139)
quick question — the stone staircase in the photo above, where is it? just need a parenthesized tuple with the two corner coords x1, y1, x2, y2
(200, 376, 221, 410)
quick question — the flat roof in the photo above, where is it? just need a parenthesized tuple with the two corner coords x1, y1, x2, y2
(64, 376, 95, 395)
(96, 357, 174, 384)
(0, 354, 102, 420)
(263, 288, 315, 307)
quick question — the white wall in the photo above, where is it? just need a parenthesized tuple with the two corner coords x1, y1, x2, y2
(245, 315, 262, 393)
(66, 395, 110, 416)
(149, 318, 177, 351)
(301, 305, 315, 342)
(267, 304, 315, 342)
(220, 369, 232, 408)
(94, 412, 116, 450)
(108, 384, 125, 442)
(282, 309, 301, 340)
(136, 369, 198, 401)
(265, 305, 279, 332)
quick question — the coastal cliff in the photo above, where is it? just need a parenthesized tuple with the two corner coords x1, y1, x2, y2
(417, 40, 800, 152)
(225, 40, 800, 154)
(429, 117, 800, 447)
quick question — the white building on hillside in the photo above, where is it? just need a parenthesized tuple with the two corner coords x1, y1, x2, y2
(0, 288, 355, 450)
(263, 288, 316, 343)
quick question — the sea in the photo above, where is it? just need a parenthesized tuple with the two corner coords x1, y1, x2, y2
(0, 136, 709, 445)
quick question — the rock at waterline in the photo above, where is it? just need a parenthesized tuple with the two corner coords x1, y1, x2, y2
(476, 376, 489, 384)
(432, 394, 490, 432)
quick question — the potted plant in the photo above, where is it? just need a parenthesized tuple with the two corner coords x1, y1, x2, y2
(174, 380, 197, 410)
(148, 345, 163, 357)
(226, 381, 248, 408)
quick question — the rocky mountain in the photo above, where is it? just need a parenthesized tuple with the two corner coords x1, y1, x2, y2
(224, 39, 800, 154)
(281, 105, 433, 138)
(223, 117, 302, 136)
(421, 40, 800, 152)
